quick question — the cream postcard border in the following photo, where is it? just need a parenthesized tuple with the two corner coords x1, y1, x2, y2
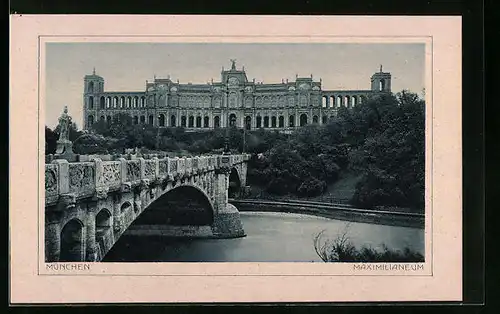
(10, 15, 462, 303)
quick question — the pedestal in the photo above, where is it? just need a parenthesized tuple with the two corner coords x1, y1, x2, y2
(54, 140, 77, 161)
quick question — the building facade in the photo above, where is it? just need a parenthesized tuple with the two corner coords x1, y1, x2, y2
(83, 61, 391, 131)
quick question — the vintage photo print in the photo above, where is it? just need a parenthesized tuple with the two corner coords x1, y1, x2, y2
(10, 15, 462, 303)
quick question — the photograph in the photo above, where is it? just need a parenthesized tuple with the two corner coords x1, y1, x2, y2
(10, 15, 463, 303)
(44, 42, 426, 263)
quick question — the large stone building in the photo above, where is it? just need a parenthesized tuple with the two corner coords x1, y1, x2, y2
(83, 60, 391, 131)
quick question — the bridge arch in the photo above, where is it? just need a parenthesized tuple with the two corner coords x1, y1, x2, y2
(95, 208, 112, 243)
(121, 201, 133, 213)
(228, 167, 242, 198)
(60, 218, 85, 262)
(135, 183, 215, 227)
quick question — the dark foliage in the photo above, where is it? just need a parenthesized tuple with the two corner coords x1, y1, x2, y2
(313, 228, 424, 263)
(349, 91, 425, 210)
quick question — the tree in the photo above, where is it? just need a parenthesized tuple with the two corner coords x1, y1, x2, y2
(73, 133, 122, 155)
(45, 126, 58, 155)
(350, 90, 425, 210)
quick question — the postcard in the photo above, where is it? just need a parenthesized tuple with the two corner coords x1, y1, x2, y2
(10, 15, 462, 303)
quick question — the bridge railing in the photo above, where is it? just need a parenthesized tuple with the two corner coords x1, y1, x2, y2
(45, 153, 251, 203)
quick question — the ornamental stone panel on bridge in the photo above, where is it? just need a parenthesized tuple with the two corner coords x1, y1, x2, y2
(45, 153, 251, 262)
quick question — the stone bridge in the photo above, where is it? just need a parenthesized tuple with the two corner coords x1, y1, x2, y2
(44, 153, 251, 262)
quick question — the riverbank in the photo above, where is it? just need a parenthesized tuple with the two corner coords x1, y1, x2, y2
(229, 199, 424, 229)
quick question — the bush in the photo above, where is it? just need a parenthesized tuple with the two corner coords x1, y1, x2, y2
(313, 227, 424, 263)
(297, 177, 327, 197)
(73, 133, 119, 155)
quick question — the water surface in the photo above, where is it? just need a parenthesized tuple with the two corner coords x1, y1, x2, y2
(104, 211, 424, 262)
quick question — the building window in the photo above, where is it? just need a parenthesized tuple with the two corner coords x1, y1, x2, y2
(88, 96, 94, 110)
(256, 116, 262, 128)
(100, 96, 105, 109)
(140, 115, 145, 124)
(300, 114, 308, 126)
(271, 116, 277, 128)
(87, 115, 94, 128)
(106, 115, 112, 124)
(245, 116, 251, 130)
(106, 97, 111, 108)
(141, 97, 146, 107)
(289, 115, 295, 127)
(278, 116, 284, 128)
(322, 96, 327, 108)
(157, 114, 165, 127)
(127, 97, 131, 108)
(229, 92, 237, 108)
(322, 115, 328, 124)
(313, 115, 319, 124)
(188, 116, 194, 128)
(264, 116, 269, 128)
(229, 114, 237, 127)
(204, 116, 209, 128)
(148, 115, 154, 125)
(330, 96, 335, 108)
(181, 116, 187, 127)
(196, 116, 202, 128)
(88, 81, 94, 93)
(113, 97, 118, 108)
(213, 116, 220, 128)
(133, 116, 139, 125)
(170, 115, 176, 127)
(120, 96, 125, 108)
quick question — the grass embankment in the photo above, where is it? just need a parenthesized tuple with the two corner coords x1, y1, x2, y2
(245, 172, 360, 205)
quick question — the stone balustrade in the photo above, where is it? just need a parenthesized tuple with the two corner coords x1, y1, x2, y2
(45, 154, 251, 206)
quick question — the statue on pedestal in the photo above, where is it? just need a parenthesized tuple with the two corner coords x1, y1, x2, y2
(55, 106, 75, 159)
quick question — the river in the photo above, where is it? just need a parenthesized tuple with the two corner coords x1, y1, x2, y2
(103, 211, 424, 262)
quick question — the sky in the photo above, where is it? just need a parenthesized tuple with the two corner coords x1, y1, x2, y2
(45, 43, 425, 129)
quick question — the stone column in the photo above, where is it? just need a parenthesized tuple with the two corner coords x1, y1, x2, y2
(112, 194, 123, 237)
(45, 210, 62, 262)
(52, 159, 69, 194)
(295, 107, 299, 128)
(211, 155, 245, 238)
(85, 201, 98, 262)
(213, 164, 229, 215)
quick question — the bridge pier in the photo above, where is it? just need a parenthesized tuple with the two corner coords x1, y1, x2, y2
(211, 203, 245, 238)
(210, 155, 246, 238)
(85, 212, 98, 262)
(45, 211, 62, 262)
